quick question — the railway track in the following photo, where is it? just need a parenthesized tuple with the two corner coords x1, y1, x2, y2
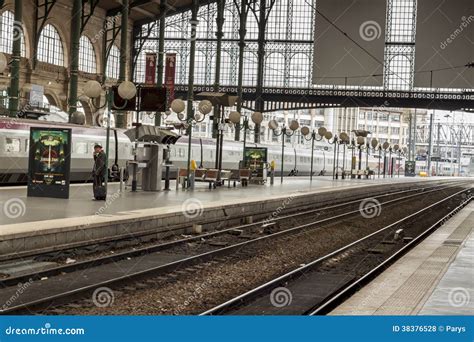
(201, 189, 472, 315)
(0, 181, 463, 286)
(0, 181, 470, 314)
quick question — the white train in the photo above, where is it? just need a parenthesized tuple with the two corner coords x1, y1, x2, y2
(0, 116, 399, 184)
(414, 158, 472, 176)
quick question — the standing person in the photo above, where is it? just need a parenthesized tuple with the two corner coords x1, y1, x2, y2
(92, 144, 107, 200)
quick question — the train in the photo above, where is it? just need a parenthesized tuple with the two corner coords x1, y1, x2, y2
(0, 115, 404, 184)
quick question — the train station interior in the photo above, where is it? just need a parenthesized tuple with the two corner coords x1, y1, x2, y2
(0, 0, 473, 328)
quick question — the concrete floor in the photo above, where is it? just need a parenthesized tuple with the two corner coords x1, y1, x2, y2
(0, 176, 428, 226)
(330, 202, 474, 316)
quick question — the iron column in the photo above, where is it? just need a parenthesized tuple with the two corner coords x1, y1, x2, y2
(235, 0, 248, 142)
(427, 112, 434, 176)
(117, 0, 129, 129)
(8, 0, 22, 117)
(185, 0, 199, 189)
(155, 0, 167, 126)
(68, 0, 82, 122)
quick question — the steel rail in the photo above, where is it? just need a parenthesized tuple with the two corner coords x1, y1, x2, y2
(1, 181, 464, 288)
(200, 188, 471, 315)
(0, 184, 469, 314)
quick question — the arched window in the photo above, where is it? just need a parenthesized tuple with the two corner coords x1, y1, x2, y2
(79, 36, 97, 73)
(264, 53, 285, 87)
(385, 54, 412, 90)
(37, 24, 64, 66)
(106, 45, 120, 79)
(0, 11, 26, 57)
(289, 53, 311, 88)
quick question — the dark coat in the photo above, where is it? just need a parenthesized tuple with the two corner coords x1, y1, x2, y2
(93, 151, 107, 178)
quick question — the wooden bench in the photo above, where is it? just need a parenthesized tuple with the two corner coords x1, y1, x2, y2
(227, 169, 251, 187)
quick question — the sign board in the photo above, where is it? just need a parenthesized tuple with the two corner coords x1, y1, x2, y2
(29, 84, 44, 107)
(164, 53, 176, 103)
(145, 53, 157, 85)
(27, 127, 72, 199)
(139, 87, 167, 112)
(405, 161, 416, 177)
(244, 147, 268, 169)
(111, 85, 136, 111)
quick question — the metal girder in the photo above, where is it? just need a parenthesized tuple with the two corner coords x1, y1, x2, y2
(172, 84, 474, 113)
(101, 14, 121, 82)
(131, 21, 157, 78)
(81, 0, 101, 33)
(33, 0, 57, 68)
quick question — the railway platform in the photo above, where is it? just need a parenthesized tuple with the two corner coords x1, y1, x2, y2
(0, 177, 460, 260)
(330, 201, 474, 315)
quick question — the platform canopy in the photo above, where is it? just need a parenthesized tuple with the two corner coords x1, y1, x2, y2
(124, 125, 181, 144)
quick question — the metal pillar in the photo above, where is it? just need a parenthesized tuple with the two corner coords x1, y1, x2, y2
(378, 147, 381, 178)
(457, 128, 462, 176)
(8, 0, 22, 117)
(234, 0, 249, 141)
(436, 122, 441, 175)
(67, 0, 82, 121)
(132, 88, 141, 192)
(213, 0, 225, 170)
(412, 108, 417, 159)
(358, 147, 362, 179)
(310, 133, 315, 182)
(185, 0, 199, 189)
(116, 0, 129, 129)
(341, 143, 346, 179)
(407, 112, 412, 161)
(254, 0, 268, 143)
(427, 112, 434, 176)
(155, 0, 167, 126)
(212, 0, 225, 141)
(280, 128, 286, 184)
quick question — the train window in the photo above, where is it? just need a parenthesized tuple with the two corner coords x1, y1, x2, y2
(178, 149, 185, 158)
(5, 138, 21, 153)
(75, 142, 88, 154)
(25, 139, 29, 152)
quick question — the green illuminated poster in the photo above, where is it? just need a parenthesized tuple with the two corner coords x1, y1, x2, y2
(244, 147, 268, 169)
(405, 161, 416, 177)
(27, 127, 72, 199)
